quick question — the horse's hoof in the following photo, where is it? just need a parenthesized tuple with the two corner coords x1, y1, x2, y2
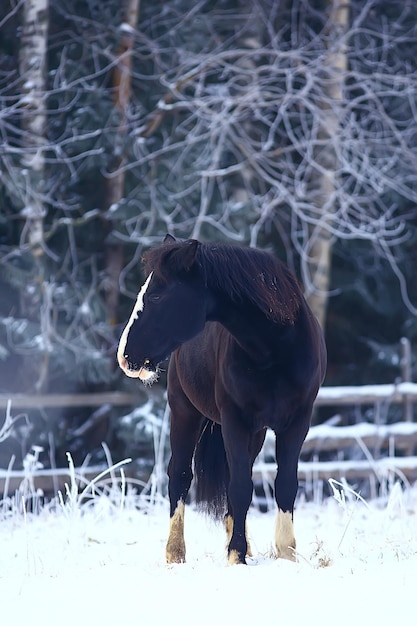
(228, 549, 246, 565)
(166, 551, 186, 564)
(276, 545, 296, 561)
(166, 543, 186, 564)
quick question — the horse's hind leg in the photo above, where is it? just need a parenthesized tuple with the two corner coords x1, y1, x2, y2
(224, 429, 266, 558)
(166, 404, 203, 564)
(274, 414, 310, 561)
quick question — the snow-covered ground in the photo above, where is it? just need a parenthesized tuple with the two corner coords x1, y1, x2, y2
(0, 473, 416, 626)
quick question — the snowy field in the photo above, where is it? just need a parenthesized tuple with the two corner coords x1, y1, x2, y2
(0, 470, 416, 626)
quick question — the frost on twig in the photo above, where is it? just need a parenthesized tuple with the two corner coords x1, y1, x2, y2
(0, 401, 28, 444)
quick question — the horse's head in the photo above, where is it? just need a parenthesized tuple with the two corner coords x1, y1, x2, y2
(117, 236, 209, 384)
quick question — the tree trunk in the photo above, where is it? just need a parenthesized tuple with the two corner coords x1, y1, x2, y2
(304, 0, 349, 331)
(19, 0, 50, 392)
(104, 0, 140, 327)
(19, 0, 49, 255)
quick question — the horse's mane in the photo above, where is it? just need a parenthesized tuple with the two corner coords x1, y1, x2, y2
(144, 240, 303, 324)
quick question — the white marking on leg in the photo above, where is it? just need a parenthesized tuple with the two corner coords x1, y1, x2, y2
(224, 514, 253, 557)
(166, 501, 186, 564)
(275, 509, 296, 561)
(224, 514, 233, 548)
(117, 272, 153, 377)
(228, 549, 243, 566)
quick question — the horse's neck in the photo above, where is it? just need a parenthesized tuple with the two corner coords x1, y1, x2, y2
(209, 296, 289, 364)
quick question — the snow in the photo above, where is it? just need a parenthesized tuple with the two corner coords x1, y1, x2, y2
(305, 420, 417, 439)
(317, 382, 417, 401)
(119, 22, 136, 34)
(1, 477, 416, 626)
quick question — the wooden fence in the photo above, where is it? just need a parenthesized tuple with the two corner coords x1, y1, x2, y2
(255, 419, 417, 483)
(255, 377, 417, 488)
(1, 379, 417, 497)
(1, 382, 416, 411)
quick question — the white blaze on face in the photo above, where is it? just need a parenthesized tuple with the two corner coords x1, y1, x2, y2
(117, 272, 154, 380)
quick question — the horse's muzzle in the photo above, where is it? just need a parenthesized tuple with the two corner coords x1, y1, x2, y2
(119, 355, 158, 385)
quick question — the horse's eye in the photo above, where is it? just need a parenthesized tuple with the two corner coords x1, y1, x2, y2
(148, 294, 162, 304)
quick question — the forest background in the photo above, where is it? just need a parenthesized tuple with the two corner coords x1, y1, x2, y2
(0, 0, 416, 478)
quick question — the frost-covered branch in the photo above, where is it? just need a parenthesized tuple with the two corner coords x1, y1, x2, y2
(0, 401, 28, 444)
(106, 0, 417, 317)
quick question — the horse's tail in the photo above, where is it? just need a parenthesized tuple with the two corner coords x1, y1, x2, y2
(194, 419, 228, 521)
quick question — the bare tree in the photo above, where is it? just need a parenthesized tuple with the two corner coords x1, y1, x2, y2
(0, 1, 117, 393)
(0, 0, 415, 466)
(1, 0, 416, 396)
(109, 0, 417, 322)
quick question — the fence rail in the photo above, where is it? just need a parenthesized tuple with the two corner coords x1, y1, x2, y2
(0, 392, 143, 409)
(316, 382, 417, 408)
(1, 381, 417, 410)
(254, 456, 417, 482)
(0, 466, 108, 497)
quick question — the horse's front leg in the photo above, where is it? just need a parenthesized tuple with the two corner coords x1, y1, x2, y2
(166, 406, 203, 564)
(223, 428, 266, 559)
(221, 412, 253, 565)
(274, 414, 311, 561)
(166, 499, 186, 564)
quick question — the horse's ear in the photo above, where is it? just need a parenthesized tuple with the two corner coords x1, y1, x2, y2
(166, 239, 199, 273)
(177, 239, 199, 272)
(164, 233, 176, 244)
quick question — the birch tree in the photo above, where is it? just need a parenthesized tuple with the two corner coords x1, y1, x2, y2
(19, 0, 49, 256)
(104, 0, 140, 326)
(303, 0, 349, 328)
(0, 0, 117, 394)
(18, 0, 50, 391)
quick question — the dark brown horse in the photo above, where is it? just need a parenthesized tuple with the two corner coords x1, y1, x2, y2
(118, 235, 326, 564)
